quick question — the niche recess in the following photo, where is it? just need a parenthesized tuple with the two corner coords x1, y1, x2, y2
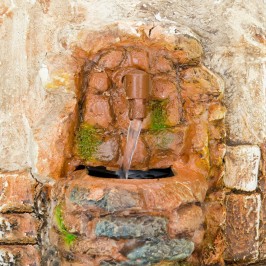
(49, 24, 226, 266)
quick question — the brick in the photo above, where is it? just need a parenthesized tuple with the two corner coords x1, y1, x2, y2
(0, 170, 37, 213)
(0, 213, 40, 244)
(0, 245, 41, 266)
(224, 145, 260, 191)
(224, 193, 261, 262)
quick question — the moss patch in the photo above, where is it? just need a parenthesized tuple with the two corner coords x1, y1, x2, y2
(54, 205, 77, 246)
(76, 123, 102, 160)
(150, 100, 168, 131)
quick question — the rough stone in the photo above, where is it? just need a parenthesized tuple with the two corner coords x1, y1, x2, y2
(98, 49, 125, 70)
(68, 185, 142, 213)
(0, 213, 40, 244)
(31, 90, 77, 181)
(150, 55, 173, 74)
(201, 191, 226, 266)
(59, 168, 208, 214)
(127, 238, 194, 263)
(95, 135, 119, 164)
(83, 94, 112, 129)
(0, 245, 41, 266)
(95, 216, 167, 239)
(151, 76, 177, 100)
(179, 66, 222, 102)
(224, 193, 261, 262)
(126, 48, 149, 71)
(120, 135, 149, 169)
(224, 145, 261, 191)
(223, 61, 266, 144)
(88, 71, 110, 93)
(261, 143, 266, 176)
(0, 170, 38, 213)
(71, 238, 124, 261)
(144, 128, 185, 168)
(168, 205, 204, 237)
(259, 176, 266, 260)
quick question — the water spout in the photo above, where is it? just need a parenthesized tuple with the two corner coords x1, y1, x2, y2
(118, 69, 150, 179)
(119, 119, 142, 179)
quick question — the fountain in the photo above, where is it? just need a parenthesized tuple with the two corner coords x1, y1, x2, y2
(119, 69, 150, 179)
(49, 29, 225, 266)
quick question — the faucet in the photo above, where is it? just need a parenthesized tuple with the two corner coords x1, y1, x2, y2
(124, 69, 150, 120)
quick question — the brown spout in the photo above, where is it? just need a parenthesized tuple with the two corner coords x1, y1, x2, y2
(124, 69, 150, 120)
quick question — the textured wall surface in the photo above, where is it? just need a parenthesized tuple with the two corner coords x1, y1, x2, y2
(0, 0, 265, 265)
(0, 0, 265, 174)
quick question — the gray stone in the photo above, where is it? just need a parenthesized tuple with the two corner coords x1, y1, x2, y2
(105, 188, 141, 212)
(69, 187, 141, 212)
(95, 216, 167, 239)
(69, 186, 107, 208)
(127, 238, 194, 263)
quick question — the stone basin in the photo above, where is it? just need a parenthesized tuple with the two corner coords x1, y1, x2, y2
(50, 167, 207, 265)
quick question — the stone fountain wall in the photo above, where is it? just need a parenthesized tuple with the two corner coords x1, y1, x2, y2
(0, 0, 265, 265)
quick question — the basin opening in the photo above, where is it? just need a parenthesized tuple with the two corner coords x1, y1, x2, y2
(75, 165, 174, 179)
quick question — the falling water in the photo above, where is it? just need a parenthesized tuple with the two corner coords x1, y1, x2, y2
(119, 119, 142, 179)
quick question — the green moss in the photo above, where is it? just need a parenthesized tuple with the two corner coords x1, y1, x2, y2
(76, 123, 102, 160)
(150, 100, 168, 131)
(54, 205, 77, 246)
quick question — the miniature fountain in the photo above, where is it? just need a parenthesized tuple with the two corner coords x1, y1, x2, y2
(49, 26, 226, 266)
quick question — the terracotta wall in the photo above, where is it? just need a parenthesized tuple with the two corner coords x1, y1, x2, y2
(0, 0, 265, 265)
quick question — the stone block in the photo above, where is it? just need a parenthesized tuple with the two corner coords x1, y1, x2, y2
(95, 136, 119, 164)
(224, 145, 260, 191)
(0, 245, 41, 266)
(68, 185, 142, 213)
(151, 76, 177, 100)
(261, 143, 266, 176)
(168, 205, 204, 237)
(224, 193, 261, 262)
(150, 55, 173, 73)
(83, 94, 112, 129)
(95, 216, 167, 239)
(120, 135, 149, 170)
(0, 213, 40, 244)
(179, 66, 222, 102)
(0, 170, 37, 213)
(98, 49, 125, 70)
(144, 128, 185, 169)
(126, 238, 194, 263)
(88, 71, 110, 93)
(61, 168, 208, 215)
(259, 176, 266, 260)
(126, 48, 149, 71)
(71, 238, 124, 260)
(224, 62, 266, 144)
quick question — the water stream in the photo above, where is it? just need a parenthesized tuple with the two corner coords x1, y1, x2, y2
(119, 119, 142, 179)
